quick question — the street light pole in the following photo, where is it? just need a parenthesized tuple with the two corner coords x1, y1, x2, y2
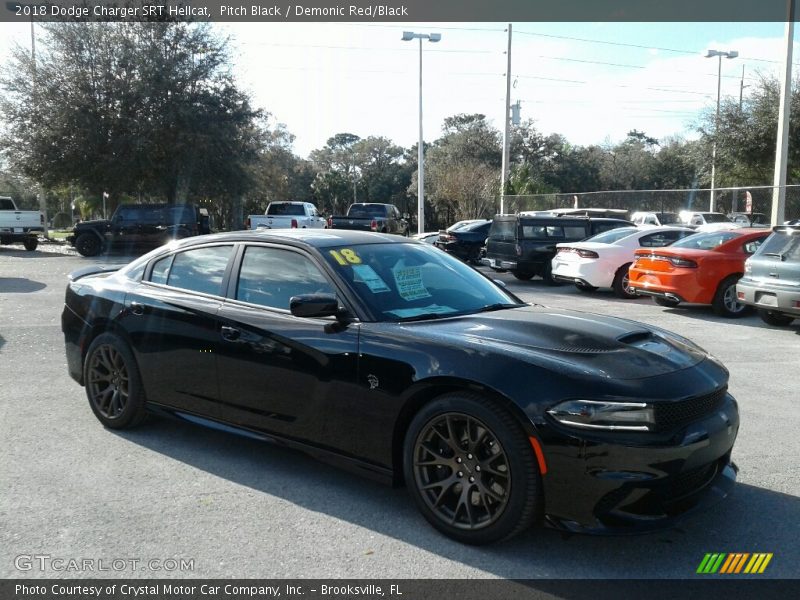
(705, 49, 738, 212)
(402, 31, 441, 234)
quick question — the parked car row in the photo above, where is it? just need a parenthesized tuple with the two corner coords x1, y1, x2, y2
(479, 215, 798, 327)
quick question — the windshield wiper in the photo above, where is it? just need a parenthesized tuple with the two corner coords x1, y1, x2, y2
(396, 312, 456, 322)
(474, 303, 524, 313)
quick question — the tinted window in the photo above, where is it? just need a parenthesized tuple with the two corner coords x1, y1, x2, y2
(639, 230, 692, 247)
(461, 221, 491, 232)
(166, 246, 233, 295)
(488, 220, 516, 241)
(520, 224, 587, 239)
(585, 227, 637, 244)
(322, 242, 518, 322)
(670, 231, 740, 250)
(0, 198, 15, 210)
(758, 230, 800, 260)
(150, 255, 173, 284)
(164, 205, 196, 223)
(349, 204, 387, 218)
(702, 213, 731, 223)
(236, 247, 334, 310)
(591, 221, 628, 235)
(267, 203, 306, 216)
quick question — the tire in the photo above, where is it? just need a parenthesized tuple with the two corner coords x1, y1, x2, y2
(612, 263, 637, 299)
(467, 247, 482, 265)
(758, 309, 794, 327)
(23, 237, 38, 251)
(403, 392, 542, 545)
(712, 275, 752, 318)
(575, 282, 598, 292)
(83, 333, 148, 429)
(541, 261, 562, 286)
(653, 296, 680, 308)
(75, 232, 102, 257)
(511, 270, 534, 281)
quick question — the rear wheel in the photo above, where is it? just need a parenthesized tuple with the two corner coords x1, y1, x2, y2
(84, 333, 148, 429)
(758, 309, 794, 327)
(404, 392, 542, 545)
(612, 263, 637, 299)
(75, 232, 101, 257)
(23, 237, 38, 251)
(653, 296, 680, 308)
(511, 270, 533, 281)
(541, 262, 562, 286)
(712, 275, 752, 318)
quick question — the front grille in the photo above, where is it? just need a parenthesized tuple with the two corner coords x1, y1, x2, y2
(653, 387, 727, 431)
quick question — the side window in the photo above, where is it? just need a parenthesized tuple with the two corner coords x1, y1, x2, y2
(150, 255, 173, 284)
(647, 216, 657, 225)
(236, 247, 335, 310)
(743, 240, 764, 255)
(639, 231, 683, 247)
(562, 226, 587, 239)
(165, 246, 233, 295)
(591, 223, 618, 235)
(691, 216, 703, 226)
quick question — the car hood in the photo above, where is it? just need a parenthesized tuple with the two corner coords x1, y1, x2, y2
(401, 305, 709, 381)
(74, 219, 111, 230)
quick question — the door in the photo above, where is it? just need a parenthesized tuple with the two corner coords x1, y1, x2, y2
(120, 244, 236, 418)
(215, 245, 359, 444)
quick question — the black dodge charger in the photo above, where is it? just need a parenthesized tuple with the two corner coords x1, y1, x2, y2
(61, 230, 739, 544)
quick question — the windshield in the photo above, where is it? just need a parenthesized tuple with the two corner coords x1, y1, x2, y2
(702, 213, 732, 223)
(657, 213, 680, 224)
(321, 242, 520, 322)
(584, 227, 637, 244)
(670, 231, 740, 250)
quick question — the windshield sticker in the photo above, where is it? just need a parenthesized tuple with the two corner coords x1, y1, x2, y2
(392, 266, 432, 301)
(386, 305, 455, 318)
(352, 265, 391, 293)
(329, 248, 362, 265)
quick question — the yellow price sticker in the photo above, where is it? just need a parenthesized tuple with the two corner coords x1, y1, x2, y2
(329, 248, 362, 265)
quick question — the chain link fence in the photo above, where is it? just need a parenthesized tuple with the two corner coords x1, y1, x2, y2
(502, 185, 800, 222)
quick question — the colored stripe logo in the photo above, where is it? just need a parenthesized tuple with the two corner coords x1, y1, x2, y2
(697, 553, 773, 574)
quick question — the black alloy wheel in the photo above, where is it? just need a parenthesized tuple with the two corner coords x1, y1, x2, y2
(75, 232, 101, 257)
(404, 393, 541, 544)
(84, 333, 148, 429)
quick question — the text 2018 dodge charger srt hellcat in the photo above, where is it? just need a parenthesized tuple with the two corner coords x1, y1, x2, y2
(62, 230, 739, 544)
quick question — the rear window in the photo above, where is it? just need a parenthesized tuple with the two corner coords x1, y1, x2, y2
(585, 227, 637, 244)
(349, 204, 387, 218)
(460, 221, 491, 232)
(488, 220, 516, 241)
(702, 213, 731, 223)
(267, 203, 306, 216)
(671, 231, 740, 250)
(758, 229, 800, 261)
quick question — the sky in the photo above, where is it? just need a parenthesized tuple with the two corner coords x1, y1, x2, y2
(0, 21, 795, 158)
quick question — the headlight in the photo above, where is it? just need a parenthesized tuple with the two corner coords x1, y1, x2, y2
(547, 400, 654, 431)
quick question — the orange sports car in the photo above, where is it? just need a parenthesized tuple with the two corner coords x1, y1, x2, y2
(628, 229, 771, 317)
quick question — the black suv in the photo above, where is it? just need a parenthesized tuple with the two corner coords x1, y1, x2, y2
(68, 203, 211, 257)
(483, 214, 633, 283)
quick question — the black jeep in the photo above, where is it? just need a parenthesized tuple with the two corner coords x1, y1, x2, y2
(68, 203, 211, 257)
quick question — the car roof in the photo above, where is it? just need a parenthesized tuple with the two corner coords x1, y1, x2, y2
(173, 228, 410, 250)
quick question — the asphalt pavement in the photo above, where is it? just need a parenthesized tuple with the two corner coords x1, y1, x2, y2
(1, 242, 798, 579)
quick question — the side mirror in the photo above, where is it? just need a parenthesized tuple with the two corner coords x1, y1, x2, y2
(290, 294, 340, 318)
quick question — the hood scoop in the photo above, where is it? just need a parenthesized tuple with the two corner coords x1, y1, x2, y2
(617, 330, 654, 345)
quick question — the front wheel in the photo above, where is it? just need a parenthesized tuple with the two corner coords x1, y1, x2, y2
(404, 392, 542, 545)
(758, 309, 794, 327)
(712, 275, 752, 318)
(84, 333, 148, 429)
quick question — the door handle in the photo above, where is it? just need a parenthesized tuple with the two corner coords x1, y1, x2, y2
(129, 301, 145, 316)
(220, 326, 241, 341)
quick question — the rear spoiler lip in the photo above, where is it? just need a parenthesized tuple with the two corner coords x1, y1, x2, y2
(68, 264, 122, 282)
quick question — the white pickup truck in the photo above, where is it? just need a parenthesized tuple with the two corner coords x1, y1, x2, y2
(0, 196, 44, 251)
(247, 201, 326, 230)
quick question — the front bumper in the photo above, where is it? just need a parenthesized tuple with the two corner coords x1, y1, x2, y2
(736, 277, 800, 317)
(539, 392, 739, 534)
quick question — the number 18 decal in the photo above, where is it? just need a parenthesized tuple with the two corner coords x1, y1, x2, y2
(329, 248, 362, 265)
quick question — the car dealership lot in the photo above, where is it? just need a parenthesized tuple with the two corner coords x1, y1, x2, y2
(1, 245, 798, 579)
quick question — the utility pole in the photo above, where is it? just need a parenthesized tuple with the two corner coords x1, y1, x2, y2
(500, 24, 512, 215)
(771, 0, 794, 226)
